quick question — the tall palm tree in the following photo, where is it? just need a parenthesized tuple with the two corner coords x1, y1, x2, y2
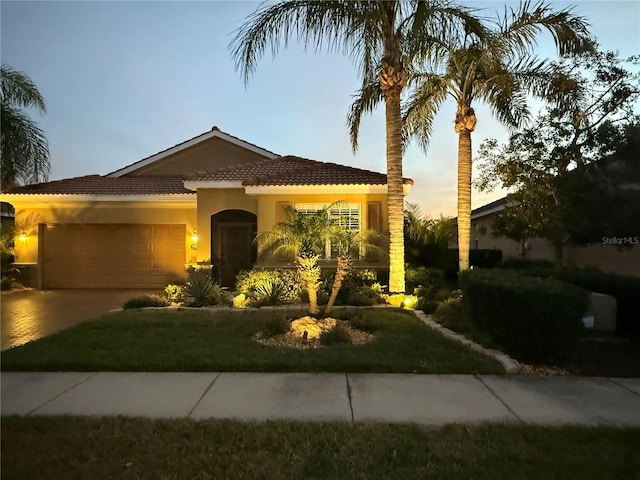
(256, 203, 334, 315)
(400, 2, 592, 271)
(1, 65, 50, 191)
(230, 0, 483, 293)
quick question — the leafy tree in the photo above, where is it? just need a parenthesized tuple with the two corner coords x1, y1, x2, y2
(1, 65, 50, 191)
(476, 50, 640, 263)
(230, 0, 484, 293)
(400, 1, 591, 271)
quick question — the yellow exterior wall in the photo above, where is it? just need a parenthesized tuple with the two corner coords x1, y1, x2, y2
(256, 193, 389, 267)
(8, 191, 391, 282)
(129, 137, 272, 176)
(257, 193, 389, 235)
(11, 200, 197, 265)
(195, 189, 259, 262)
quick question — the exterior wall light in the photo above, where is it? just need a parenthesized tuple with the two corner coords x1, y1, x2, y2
(190, 229, 198, 250)
(18, 232, 28, 242)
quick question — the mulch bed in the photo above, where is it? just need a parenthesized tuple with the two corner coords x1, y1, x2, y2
(254, 320, 374, 349)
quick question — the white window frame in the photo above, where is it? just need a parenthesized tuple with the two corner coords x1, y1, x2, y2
(295, 203, 361, 258)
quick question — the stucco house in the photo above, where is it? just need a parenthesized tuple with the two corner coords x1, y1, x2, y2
(471, 198, 640, 277)
(1, 127, 412, 288)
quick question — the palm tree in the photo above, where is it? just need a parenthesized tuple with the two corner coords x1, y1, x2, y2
(256, 203, 334, 315)
(324, 221, 384, 315)
(230, 0, 483, 293)
(400, 2, 592, 271)
(1, 65, 50, 191)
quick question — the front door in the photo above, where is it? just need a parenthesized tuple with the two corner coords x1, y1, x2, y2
(211, 210, 257, 287)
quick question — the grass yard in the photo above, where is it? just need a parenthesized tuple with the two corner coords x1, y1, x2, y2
(2, 416, 638, 480)
(0, 308, 503, 374)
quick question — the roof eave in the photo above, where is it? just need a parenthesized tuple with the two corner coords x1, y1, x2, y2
(183, 180, 245, 191)
(0, 193, 197, 203)
(243, 184, 413, 195)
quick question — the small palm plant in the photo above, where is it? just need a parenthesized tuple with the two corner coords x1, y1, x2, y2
(255, 204, 334, 315)
(324, 222, 385, 315)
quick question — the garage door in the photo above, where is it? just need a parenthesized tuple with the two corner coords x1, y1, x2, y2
(43, 224, 186, 288)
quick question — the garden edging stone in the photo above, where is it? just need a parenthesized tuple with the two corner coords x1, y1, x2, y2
(414, 311, 521, 375)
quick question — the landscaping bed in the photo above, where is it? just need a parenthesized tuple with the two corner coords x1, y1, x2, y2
(0, 308, 504, 374)
(2, 416, 638, 480)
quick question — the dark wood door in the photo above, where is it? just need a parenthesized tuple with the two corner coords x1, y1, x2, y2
(215, 222, 256, 287)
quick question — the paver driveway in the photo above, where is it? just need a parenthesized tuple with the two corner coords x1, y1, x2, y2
(1, 289, 161, 350)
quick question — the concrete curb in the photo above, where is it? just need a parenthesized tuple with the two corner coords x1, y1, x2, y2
(413, 310, 521, 375)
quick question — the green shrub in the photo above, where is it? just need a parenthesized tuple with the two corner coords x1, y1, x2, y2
(348, 314, 377, 333)
(405, 266, 445, 294)
(264, 316, 291, 337)
(432, 298, 469, 331)
(318, 268, 381, 306)
(319, 323, 352, 346)
(249, 277, 287, 307)
(164, 284, 185, 304)
(123, 294, 168, 310)
(546, 268, 640, 335)
(1, 276, 13, 291)
(459, 269, 589, 363)
(236, 268, 301, 301)
(499, 266, 640, 334)
(184, 271, 221, 307)
(469, 249, 503, 268)
(417, 297, 439, 314)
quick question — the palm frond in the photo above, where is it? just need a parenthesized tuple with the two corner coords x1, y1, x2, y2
(1, 65, 47, 112)
(0, 104, 50, 190)
(229, 1, 378, 85)
(401, 74, 449, 151)
(347, 73, 383, 152)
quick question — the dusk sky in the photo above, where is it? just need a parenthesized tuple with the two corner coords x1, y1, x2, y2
(2, 1, 639, 217)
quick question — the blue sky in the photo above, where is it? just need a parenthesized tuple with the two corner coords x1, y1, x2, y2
(2, 1, 639, 217)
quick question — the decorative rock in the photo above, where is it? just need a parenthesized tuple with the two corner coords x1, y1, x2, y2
(290, 316, 337, 339)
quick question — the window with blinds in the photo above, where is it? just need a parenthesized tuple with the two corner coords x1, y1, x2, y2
(295, 203, 361, 258)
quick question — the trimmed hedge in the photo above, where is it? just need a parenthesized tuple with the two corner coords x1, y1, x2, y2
(459, 269, 588, 363)
(501, 266, 640, 334)
(123, 294, 168, 310)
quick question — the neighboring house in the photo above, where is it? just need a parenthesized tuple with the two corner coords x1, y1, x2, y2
(0, 127, 412, 288)
(471, 198, 640, 277)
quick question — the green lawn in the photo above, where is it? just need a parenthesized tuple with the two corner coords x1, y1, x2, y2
(0, 308, 503, 374)
(2, 416, 638, 480)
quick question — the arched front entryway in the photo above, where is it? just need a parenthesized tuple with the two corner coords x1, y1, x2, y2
(210, 210, 257, 287)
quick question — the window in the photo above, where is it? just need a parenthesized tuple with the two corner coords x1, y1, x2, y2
(295, 203, 361, 258)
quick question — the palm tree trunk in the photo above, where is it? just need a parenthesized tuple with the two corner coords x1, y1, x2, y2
(384, 87, 406, 293)
(455, 105, 476, 273)
(297, 255, 320, 315)
(457, 130, 472, 272)
(325, 255, 351, 315)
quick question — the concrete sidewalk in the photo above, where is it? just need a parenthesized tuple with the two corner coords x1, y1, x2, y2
(2, 372, 639, 426)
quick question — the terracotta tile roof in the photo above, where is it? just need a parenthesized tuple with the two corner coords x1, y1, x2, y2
(4, 157, 413, 196)
(4, 175, 193, 195)
(189, 156, 414, 186)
